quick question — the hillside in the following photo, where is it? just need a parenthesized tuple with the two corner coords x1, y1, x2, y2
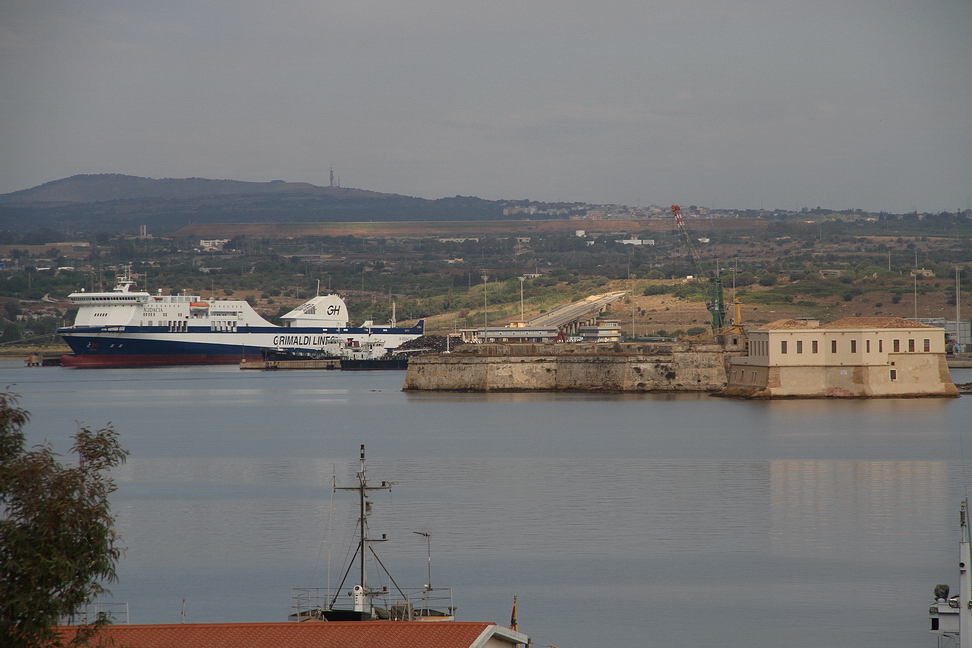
(0, 174, 555, 234)
(0, 174, 389, 204)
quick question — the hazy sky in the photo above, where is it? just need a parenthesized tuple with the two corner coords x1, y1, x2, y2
(2, 0, 970, 212)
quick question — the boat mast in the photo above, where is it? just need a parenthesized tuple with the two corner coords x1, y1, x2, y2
(335, 445, 391, 607)
(962, 499, 971, 648)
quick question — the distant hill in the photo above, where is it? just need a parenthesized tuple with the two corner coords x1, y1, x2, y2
(0, 174, 391, 204)
(0, 174, 557, 234)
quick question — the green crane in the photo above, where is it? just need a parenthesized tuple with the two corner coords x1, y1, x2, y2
(671, 204, 728, 333)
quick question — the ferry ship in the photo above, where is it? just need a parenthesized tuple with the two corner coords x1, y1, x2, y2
(57, 270, 423, 368)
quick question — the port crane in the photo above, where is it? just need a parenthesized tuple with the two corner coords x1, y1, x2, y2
(671, 204, 735, 335)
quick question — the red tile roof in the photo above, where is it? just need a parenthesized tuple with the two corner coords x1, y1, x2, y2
(754, 316, 937, 331)
(57, 621, 509, 648)
(756, 319, 809, 330)
(825, 316, 935, 329)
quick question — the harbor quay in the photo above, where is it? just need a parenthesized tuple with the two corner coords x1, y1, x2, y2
(403, 341, 734, 393)
(405, 316, 960, 398)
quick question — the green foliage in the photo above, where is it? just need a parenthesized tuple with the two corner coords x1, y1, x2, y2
(0, 393, 128, 648)
(734, 271, 757, 287)
(642, 284, 669, 296)
(671, 282, 705, 300)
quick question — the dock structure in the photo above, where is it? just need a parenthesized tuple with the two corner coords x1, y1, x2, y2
(240, 358, 341, 370)
(404, 341, 733, 392)
(459, 291, 626, 343)
(525, 291, 626, 333)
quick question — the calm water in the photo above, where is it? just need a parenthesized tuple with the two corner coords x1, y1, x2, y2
(4, 359, 972, 648)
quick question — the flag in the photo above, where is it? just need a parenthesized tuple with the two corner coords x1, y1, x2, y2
(510, 595, 517, 632)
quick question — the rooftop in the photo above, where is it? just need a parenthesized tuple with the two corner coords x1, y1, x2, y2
(755, 316, 938, 331)
(56, 621, 529, 648)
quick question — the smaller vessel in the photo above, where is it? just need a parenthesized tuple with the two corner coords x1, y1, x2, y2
(291, 445, 454, 622)
(259, 338, 410, 369)
(338, 339, 409, 370)
(928, 498, 972, 646)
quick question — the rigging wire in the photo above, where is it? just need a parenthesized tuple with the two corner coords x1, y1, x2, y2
(959, 418, 970, 502)
(309, 464, 337, 589)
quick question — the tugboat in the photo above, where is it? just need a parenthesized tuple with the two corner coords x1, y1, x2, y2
(290, 445, 454, 622)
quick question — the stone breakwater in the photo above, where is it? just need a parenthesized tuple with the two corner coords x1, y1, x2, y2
(402, 342, 733, 392)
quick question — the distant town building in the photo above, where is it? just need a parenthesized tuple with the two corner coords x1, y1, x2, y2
(914, 317, 972, 352)
(199, 239, 230, 252)
(578, 320, 622, 342)
(459, 325, 559, 344)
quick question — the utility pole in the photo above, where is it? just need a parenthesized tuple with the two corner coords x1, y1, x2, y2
(481, 271, 489, 341)
(957, 266, 962, 351)
(914, 249, 919, 320)
(518, 276, 526, 322)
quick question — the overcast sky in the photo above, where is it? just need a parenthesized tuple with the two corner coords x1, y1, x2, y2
(2, 1, 970, 212)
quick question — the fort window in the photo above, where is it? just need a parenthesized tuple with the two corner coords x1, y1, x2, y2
(812, 340, 818, 354)
(796, 340, 803, 354)
(923, 338, 930, 352)
(879, 339, 883, 353)
(908, 339, 915, 352)
(890, 369, 897, 381)
(866, 340, 871, 353)
(781, 340, 787, 354)
(893, 339, 900, 352)
(831, 340, 838, 353)
(850, 340, 857, 353)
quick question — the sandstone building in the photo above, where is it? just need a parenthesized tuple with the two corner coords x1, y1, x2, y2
(722, 317, 958, 398)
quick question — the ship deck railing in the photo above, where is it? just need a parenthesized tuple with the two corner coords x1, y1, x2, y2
(290, 586, 454, 621)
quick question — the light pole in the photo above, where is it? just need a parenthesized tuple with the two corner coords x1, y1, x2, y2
(518, 276, 526, 323)
(914, 249, 918, 320)
(413, 531, 432, 589)
(481, 271, 489, 341)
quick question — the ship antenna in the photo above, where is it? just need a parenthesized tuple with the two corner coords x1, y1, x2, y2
(413, 531, 432, 590)
(316, 279, 321, 297)
(333, 444, 393, 617)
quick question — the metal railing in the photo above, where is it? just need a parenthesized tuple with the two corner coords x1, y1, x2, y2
(290, 586, 454, 622)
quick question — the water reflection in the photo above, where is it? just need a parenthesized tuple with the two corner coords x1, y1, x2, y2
(2, 361, 969, 647)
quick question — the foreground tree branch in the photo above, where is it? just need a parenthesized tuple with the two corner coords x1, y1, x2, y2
(0, 392, 128, 648)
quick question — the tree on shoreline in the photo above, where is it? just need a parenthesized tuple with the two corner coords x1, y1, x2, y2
(0, 392, 128, 648)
